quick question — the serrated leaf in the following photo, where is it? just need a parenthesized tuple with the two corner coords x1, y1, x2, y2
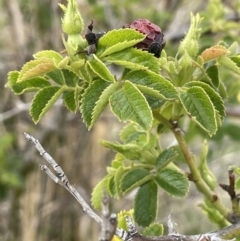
(134, 180, 158, 227)
(117, 209, 134, 231)
(154, 168, 189, 197)
(104, 48, 159, 73)
(125, 70, 177, 100)
(91, 175, 112, 210)
(185, 81, 225, 121)
(109, 81, 153, 130)
(230, 56, 240, 68)
(120, 123, 144, 143)
(33, 50, 63, 64)
(97, 28, 145, 57)
(62, 69, 79, 87)
(80, 79, 110, 128)
(114, 166, 125, 198)
(108, 175, 117, 197)
(156, 148, 178, 170)
(7, 71, 51, 94)
(121, 168, 152, 194)
(87, 54, 115, 82)
(46, 69, 65, 85)
(63, 91, 77, 112)
(206, 65, 219, 87)
(143, 223, 164, 236)
(100, 140, 141, 160)
(90, 82, 121, 128)
(30, 86, 64, 123)
(179, 86, 217, 136)
(218, 56, 240, 75)
(201, 45, 228, 62)
(18, 59, 56, 81)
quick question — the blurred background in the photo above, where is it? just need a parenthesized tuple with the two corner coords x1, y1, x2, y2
(0, 0, 240, 240)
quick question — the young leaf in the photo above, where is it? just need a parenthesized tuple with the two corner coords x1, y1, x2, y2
(120, 123, 144, 143)
(33, 50, 63, 64)
(185, 81, 225, 121)
(104, 48, 159, 73)
(63, 91, 77, 112)
(18, 59, 56, 81)
(125, 70, 177, 100)
(218, 56, 240, 75)
(99, 140, 141, 160)
(206, 65, 219, 87)
(143, 223, 164, 236)
(91, 174, 112, 210)
(97, 28, 145, 57)
(134, 180, 158, 227)
(90, 82, 121, 128)
(46, 69, 65, 85)
(62, 69, 79, 87)
(30, 86, 64, 123)
(114, 166, 125, 198)
(154, 168, 189, 197)
(156, 148, 178, 170)
(7, 71, 51, 95)
(87, 54, 115, 82)
(109, 81, 153, 131)
(121, 168, 152, 194)
(201, 45, 228, 62)
(80, 79, 110, 128)
(179, 86, 217, 136)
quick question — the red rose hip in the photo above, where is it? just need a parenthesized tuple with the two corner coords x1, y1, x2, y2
(123, 19, 165, 58)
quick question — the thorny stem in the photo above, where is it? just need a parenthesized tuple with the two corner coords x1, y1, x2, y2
(153, 111, 229, 225)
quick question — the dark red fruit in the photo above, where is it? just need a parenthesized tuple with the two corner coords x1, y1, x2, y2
(123, 19, 165, 57)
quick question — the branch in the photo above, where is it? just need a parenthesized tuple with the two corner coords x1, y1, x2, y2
(24, 132, 240, 241)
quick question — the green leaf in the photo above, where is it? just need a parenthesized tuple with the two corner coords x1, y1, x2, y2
(104, 48, 159, 73)
(125, 70, 177, 100)
(134, 181, 158, 227)
(63, 91, 77, 112)
(80, 79, 110, 128)
(154, 168, 189, 197)
(109, 81, 153, 130)
(33, 50, 63, 64)
(120, 123, 144, 143)
(30, 86, 64, 123)
(18, 59, 56, 81)
(97, 28, 145, 57)
(46, 69, 65, 85)
(143, 223, 164, 236)
(206, 65, 219, 87)
(179, 86, 217, 136)
(230, 56, 240, 68)
(7, 71, 51, 94)
(90, 82, 121, 128)
(114, 166, 125, 198)
(156, 148, 178, 170)
(185, 81, 225, 121)
(91, 175, 112, 210)
(87, 54, 115, 82)
(218, 56, 240, 75)
(62, 69, 79, 87)
(99, 140, 141, 160)
(121, 168, 152, 194)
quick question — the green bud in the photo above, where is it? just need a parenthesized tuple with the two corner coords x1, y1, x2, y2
(60, 0, 84, 35)
(178, 13, 202, 58)
(60, 0, 87, 58)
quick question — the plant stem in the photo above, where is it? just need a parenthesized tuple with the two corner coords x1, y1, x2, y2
(153, 111, 230, 225)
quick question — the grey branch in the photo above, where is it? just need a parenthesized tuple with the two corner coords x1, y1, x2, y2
(24, 132, 240, 241)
